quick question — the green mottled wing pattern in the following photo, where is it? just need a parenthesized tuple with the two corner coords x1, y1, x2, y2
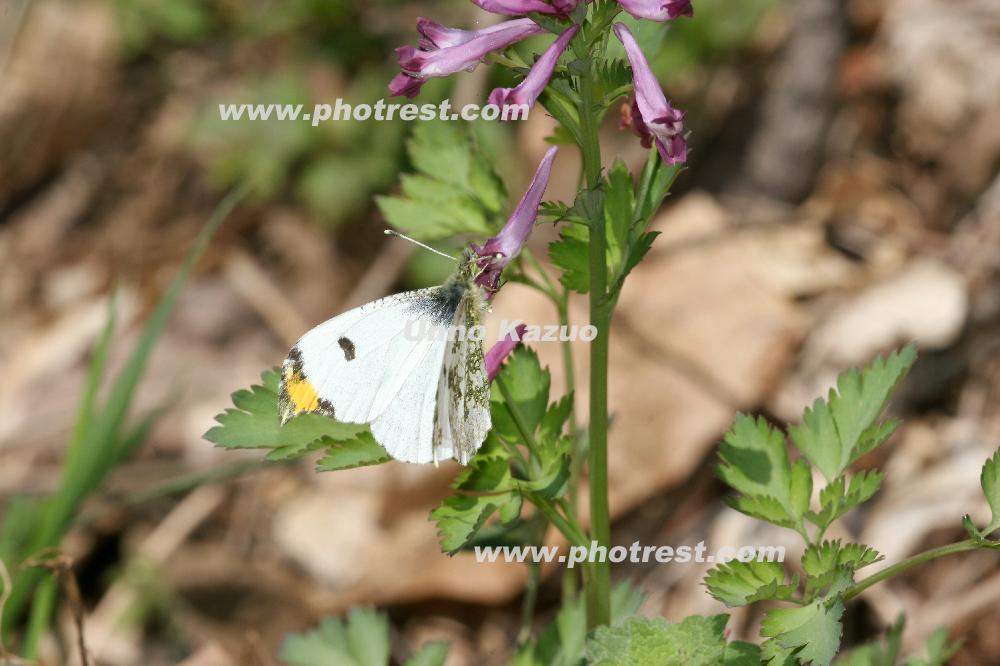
(433, 286, 491, 464)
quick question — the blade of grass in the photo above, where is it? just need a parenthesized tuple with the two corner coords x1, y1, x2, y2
(4, 185, 249, 653)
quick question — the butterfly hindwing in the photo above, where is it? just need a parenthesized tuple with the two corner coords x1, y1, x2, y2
(434, 291, 491, 464)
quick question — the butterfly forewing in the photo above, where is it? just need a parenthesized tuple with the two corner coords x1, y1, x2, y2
(278, 268, 490, 464)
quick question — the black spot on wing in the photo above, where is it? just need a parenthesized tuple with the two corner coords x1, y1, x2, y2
(406, 282, 467, 325)
(286, 346, 306, 376)
(338, 337, 356, 361)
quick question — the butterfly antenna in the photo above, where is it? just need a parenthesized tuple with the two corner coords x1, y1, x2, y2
(384, 230, 458, 262)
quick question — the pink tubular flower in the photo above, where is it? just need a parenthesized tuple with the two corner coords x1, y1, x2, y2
(390, 19, 544, 98)
(416, 16, 535, 50)
(472, 0, 567, 16)
(485, 324, 528, 381)
(489, 26, 579, 113)
(473, 146, 558, 295)
(613, 23, 688, 165)
(616, 0, 693, 21)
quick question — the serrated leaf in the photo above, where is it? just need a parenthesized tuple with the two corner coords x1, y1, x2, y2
(586, 615, 736, 666)
(596, 59, 633, 105)
(761, 597, 845, 666)
(538, 393, 573, 446)
(432, 439, 523, 553)
(803, 541, 883, 579)
(790, 459, 814, 519)
(728, 494, 798, 528)
(790, 346, 916, 481)
(431, 493, 511, 554)
(315, 433, 391, 471)
(604, 159, 634, 276)
(205, 369, 376, 468)
(807, 470, 884, 529)
(490, 346, 551, 441)
(704, 560, 798, 607)
(375, 121, 505, 240)
(718, 414, 805, 529)
(279, 609, 390, 666)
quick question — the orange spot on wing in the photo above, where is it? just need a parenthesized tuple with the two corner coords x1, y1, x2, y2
(284, 366, 320, 414)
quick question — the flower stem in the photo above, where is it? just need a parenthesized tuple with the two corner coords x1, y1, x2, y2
(578, 57, 612, 629)
(842, 539, 981, 601)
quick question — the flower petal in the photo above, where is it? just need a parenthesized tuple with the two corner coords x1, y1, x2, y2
(485, 324, 528, 381)
(613, 23, 688, 165)
(616, 0, 693, 22)
(474, 146, 559, 294)
(488, 25, 579, 113)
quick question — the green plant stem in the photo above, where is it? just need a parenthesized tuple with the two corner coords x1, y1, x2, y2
(22, 578, 56, 659)
(519, 559, 543, 644)
(577, 57, 612, 630)
(842, 539, 980, 602)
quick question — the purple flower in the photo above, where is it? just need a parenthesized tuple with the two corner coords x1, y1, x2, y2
(616, 0, 693, 21)
(415, 16, 536, 50)
(390, 19, 544, 98)
(485, 324, 528, 381)
(489, 26, 579, 112)
(472, 0, 568, 16)
(613, 23, 688, 165)
(473, 146, 558, 295)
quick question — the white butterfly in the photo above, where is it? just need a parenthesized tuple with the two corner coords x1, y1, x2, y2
(278, 252, 491, 464)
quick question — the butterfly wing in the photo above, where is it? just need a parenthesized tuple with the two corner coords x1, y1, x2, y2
(280, 288, 457, 463)
(433, 290, 491, 464)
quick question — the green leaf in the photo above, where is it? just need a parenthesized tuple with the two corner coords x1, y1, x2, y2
(904, 627, 961, 666)
(604, 159, 634, 276)
(315, 433, 391, 471)
(803, 541, 883, 579)
(404, 641, 450, 666)
(704, 560, 799, 607)
(540, 81, 584, 147)
(279, 608, 390, 666)
(586, 615, 740, 666)
(548, 232, 590, 293)
(807, 470, 884, 529)
(512, 583, 644, 666)
(375, 121, 505, 240)
(539, 393, 573, 447)
(636, 156, 683, 225)
(717, 414, 805, 529)
(204, 369, 376, 468)
(595, 59, 633, 107)
(431, 444, 522, 554)
(761, 597, 845, 666)
(490, 347, 551, 442)
(790, 346, 916, 481)
(609, 231, 658, 298)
